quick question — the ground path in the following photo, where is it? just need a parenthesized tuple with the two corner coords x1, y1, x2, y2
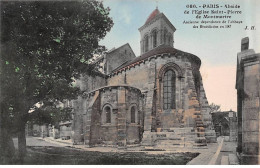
(13, 136, 239, 165)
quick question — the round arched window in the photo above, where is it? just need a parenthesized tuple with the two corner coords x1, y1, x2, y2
(104, 106, 111, 123)
(163, 70, 176, 109)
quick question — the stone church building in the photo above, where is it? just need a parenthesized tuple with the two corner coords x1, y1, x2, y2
(72, 8, 216, 147)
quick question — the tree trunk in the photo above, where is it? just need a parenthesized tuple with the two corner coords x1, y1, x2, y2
(0, 126, 15, 164)
(0, 104, 15, 164)
(17, 121, 27, 163)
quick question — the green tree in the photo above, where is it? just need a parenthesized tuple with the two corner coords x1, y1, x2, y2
(0, 0, 113, 163)
(209, 103, 221, 113)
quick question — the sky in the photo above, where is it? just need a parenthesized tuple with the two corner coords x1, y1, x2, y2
(99, 0, 260, 111)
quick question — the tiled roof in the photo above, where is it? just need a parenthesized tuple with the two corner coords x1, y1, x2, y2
(112, 45, 177, 73)
(111, 45, 201, 75)
(145, 8, 160, 24)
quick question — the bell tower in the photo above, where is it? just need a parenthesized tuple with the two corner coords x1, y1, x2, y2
(138, 8, 176, 54)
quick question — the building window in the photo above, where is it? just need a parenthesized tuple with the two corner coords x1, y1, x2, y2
(131, 106, 135, 123)
(105, 106, 111, 123)
(164, 29, 168, 44)
(138, 111, 141, 124)
(168, 34, 171, 45)
(144, 35, 149, 52)
(163, 70, 176, 109)
(152, 30, 157, 48)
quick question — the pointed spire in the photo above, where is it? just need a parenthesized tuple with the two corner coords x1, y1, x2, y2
(156, 0, 158, 9)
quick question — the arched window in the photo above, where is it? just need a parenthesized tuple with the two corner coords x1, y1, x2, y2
(152, 30, 157, 48)
(144, 35, 149, 52)
(138, 111, 141, 124)
(164, 29, 168, 44)
(105, 106, 111, 123)
(163, 70, 176, 109)
(131, 106, 135, 123)
(168, 34, 172, 45)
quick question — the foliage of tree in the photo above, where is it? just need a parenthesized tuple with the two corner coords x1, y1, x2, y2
(29, 101, 73, 126)
(0, 0, 113, 163)
(209, 103, 221, 113)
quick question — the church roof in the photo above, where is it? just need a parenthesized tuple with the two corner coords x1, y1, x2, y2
(139, 9, 176, 32)
(145, 8, 160, 24)
(112, 45, 176, 72)
(110, 45, 201, 75)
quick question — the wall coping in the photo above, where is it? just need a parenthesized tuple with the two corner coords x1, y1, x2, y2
(82, 85, 142, 98)
(108, 49, 201, 78)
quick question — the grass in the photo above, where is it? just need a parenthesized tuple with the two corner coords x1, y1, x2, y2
(15, 146, 199, 165)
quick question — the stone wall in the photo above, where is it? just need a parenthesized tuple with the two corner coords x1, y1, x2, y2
(107, 50, 211, 145)
(229, 112, 237, 142)
(76, 72, 107, 92)
(108, 52, 201, 126)
(60, 123, 72, 139)
(241, 55, 260, 164)
(72, 73, 106, 144)
(105, 43, 136, 74)
(75, 85, 143, 147)
(236, 37, 260, 164)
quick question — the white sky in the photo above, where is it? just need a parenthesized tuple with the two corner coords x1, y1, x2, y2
(100, 0, 260, 111)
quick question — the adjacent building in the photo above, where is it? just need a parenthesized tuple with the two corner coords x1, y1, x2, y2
(236, 37, 260, 164)
(211, 110, 237, 141)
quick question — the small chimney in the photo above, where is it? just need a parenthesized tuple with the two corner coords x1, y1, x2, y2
(241, 37, 249, 51)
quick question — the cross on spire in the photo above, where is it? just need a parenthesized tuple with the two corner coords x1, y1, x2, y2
(156, 0, 158, 9)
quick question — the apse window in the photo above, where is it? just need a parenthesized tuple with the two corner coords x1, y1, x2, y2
(105, 106, 111, 123)
(152, 30, 157, 48)
(168, 35, 171, 45)
(131, 106, 136, 123)
(144, 35, 149, 52)
(164, 29, 168, 44)
(163, 70, 176, 109)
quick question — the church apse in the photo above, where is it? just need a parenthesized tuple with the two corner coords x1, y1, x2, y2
(76, 85, 143, 147)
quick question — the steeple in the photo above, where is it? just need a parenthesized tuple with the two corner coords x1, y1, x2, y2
(139, 8, 176, 54)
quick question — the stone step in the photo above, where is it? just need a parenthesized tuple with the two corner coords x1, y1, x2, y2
(204, 132, 216, 136)
(195, 118, 202, 121)
(156, 142, 185, 147)
(157, 141, 184, 145)
(156, 138, 196, 144)
(195, 137, 207, 144)
(205, 136, 217, 143)
(167, 127, 194, 132)
(196, 131, 205, 135)
(194, 142, 207, 146)
(197, 127, 205, 130)
(194, 112, 201, 115)
(196, 130, 205, 133)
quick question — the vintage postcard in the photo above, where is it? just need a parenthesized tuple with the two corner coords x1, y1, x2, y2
(0, 0, 259, 165)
